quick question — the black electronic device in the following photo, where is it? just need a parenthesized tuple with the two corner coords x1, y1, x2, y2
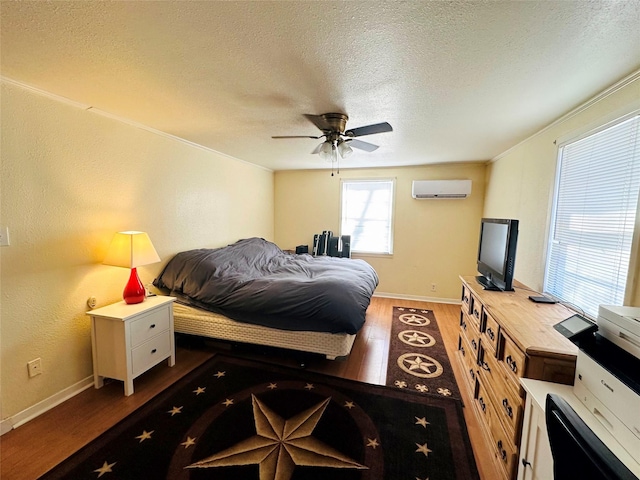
(295, 245, 309, 254)
(546, 394, 636, 480)
(553, 314, 597, 340)
(529, 295, 557, 304)
(476, 218, 519, 291)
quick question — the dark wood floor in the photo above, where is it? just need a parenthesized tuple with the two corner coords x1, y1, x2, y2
(0, 297, 501, 480)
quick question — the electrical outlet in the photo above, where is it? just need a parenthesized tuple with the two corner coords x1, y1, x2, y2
(28, 358, 42, 378)
(0, 226, 9, 247)
(431, 283, 437, 292)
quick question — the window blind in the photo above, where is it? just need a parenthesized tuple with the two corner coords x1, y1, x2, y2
(544, 114, 640, 317)
(340, 179, 394, 254)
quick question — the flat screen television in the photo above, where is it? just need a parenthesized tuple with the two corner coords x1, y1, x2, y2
(476, 218, 519, 291)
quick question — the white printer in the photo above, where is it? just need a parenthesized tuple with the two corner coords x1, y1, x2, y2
(597, 305, 640, 358)
(572, 305, 640, 466)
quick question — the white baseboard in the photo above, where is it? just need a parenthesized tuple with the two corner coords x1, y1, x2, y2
(1, 376, 94, 435)
(373, 291, 460, 305)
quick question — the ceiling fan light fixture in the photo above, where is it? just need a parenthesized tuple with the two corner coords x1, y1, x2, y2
(337, 139, 353, 158)
(318, 140, 333, 161)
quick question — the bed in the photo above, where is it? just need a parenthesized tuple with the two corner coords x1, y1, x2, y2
(153, 237, 379, 359)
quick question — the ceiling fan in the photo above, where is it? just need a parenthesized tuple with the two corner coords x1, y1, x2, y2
(272, 113, 393, 163)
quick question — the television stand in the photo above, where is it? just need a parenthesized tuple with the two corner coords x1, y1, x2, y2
(476, 275, 501, 291)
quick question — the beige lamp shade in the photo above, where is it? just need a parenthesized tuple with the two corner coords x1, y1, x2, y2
(103, 231, 161, 268)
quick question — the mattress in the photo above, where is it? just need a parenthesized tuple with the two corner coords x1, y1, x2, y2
(173, 303, 357, 360)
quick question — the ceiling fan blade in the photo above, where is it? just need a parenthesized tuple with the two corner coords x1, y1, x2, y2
(303, 114, 333, 132)
(345, 122, 393, 137)
(347, 138, 379, 152)
(311, 143, 324, 154)
(272, 135, 323, 139)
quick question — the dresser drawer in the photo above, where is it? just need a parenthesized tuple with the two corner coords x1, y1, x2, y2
(482, 309, 500, 354)
(469, 293, 483, 329)
(130, 307, 170, 347)
(132, 331, 171, 377)
(478, 345, 522, 441)
(461, 284, 472, 316)
(476, 375, 518, 479)
(499, 331, 526, 384)
(457, 334, 479, 394)
(461, 314, 481, 361)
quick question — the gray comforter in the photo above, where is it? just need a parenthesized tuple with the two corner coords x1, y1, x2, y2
(153, 237, 378, 334)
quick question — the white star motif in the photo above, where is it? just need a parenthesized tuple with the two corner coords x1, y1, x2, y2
(437, 387, 452, 396)
(214, 371, 225, 378)
(222, 398, 234, 407)
(397, 353, 443, 378)
(394, 380, 407, 388)
(168, 406, 183, 416)
(344, 401, 355, 409)
(304, 383, 315, 390)
(267, 383, 278, 390)
(416, 443, 433, 457)
(398, 307, 405, 311)
(135, 430, 154, 443)
(415, 417, 430, 428)
(181, 436, 197, 448)
(409, 309, 417, 312)
(94, 460, 116, 477)
(367, 438, 380, 449)
(193, 387, 206, 395)
(415, 384, 429, 393)
(187, 394, 367, 479)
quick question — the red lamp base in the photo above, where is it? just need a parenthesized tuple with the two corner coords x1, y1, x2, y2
(123, 267, 146, 304)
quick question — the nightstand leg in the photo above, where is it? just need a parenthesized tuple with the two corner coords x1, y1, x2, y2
(168, 352, 175, 367)
(125, 379, 134, 396)
(94, 374, 104, 389)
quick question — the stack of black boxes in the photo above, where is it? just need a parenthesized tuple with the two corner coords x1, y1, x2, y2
(311, 231, 351, 258)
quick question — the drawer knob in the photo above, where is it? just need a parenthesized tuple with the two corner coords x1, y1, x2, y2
(479, 396, 486, 412)
(150, 324, 156, 329)
(497, 440, 507, 461)
(502, 398, 513, 418)
(522, 459, 531, 468)
(151, 348, 157, 354)
(469, 368, 475, 380)
(505, 355, 518, 373)
(471, 339, 478, 351)
(481, 361, 491, 372)
(460, 345, 466, 356)
(486, 327, 495, 340)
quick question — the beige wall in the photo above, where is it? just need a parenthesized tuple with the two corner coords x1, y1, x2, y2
(484, 75, 640, 304)
(275, 164, 486, 300)
(0, 81, 274, 420)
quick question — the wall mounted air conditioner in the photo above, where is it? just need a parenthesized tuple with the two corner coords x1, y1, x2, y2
(411, 180, 472, 199)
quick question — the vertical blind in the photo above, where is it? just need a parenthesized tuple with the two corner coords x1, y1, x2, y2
(341, 179, 394, 254)
(544, 114, 640, 317)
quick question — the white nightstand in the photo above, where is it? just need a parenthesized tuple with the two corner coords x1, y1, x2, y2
(87, 296, 176, 396)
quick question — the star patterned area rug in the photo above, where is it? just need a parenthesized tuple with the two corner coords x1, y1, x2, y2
(386, 307, 462, 400)
(40, 354, 478, 480)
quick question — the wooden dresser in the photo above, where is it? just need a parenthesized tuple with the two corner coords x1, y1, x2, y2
(456, 276, 579, 480)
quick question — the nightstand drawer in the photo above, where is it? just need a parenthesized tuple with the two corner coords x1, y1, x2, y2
(130, 308, 170, 347)
(132, 331, 171, 377)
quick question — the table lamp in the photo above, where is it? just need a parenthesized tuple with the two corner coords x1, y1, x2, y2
(103, 231, 161, 304)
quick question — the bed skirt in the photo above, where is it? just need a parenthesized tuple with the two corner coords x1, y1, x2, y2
(173, 304, 357, 360)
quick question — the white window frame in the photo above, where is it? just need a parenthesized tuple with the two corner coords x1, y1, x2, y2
(543, 111, 640, 318)
(340, 178, 395, 255)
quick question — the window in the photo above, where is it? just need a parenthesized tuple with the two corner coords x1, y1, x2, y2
(340, 179, 395, 254)
(544, 114, 640, 318)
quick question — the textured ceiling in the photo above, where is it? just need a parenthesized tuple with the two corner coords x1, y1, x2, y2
(1, 1, 639, 171)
